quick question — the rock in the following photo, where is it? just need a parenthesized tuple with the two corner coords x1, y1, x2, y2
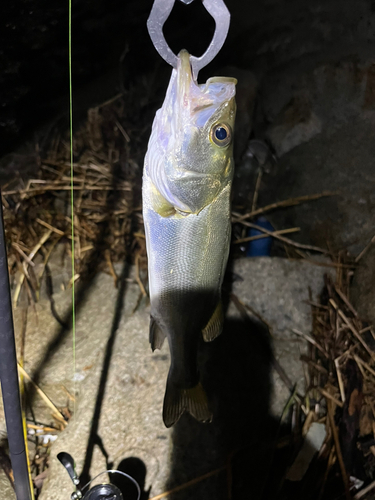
(266, 93, 322, 156)
(351, 242, 375, 326)
(258, 111, 375, 255)
(262, 58, 375, 158)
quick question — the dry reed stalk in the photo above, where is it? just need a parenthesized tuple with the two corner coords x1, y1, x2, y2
(148, 465, 227, 500)
(232, 191, 338, 222)
(233, 226, 300, 244)
(17, 364, 67, 426)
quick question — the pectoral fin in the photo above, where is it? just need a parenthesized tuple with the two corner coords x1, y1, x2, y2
(202, 301, 224, 342)
(163, 376, 212, 428)
(149, 316, 166, 351)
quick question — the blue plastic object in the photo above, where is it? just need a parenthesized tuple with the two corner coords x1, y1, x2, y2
(246, 216, 274, 257)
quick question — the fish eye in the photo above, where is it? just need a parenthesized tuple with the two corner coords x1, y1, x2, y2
(210, 123, 232, 147)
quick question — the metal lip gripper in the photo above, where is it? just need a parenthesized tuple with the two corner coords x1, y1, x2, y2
(147, 0, 231, 79)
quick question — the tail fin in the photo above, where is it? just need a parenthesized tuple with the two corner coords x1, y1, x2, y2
(163, 378, 212, 428)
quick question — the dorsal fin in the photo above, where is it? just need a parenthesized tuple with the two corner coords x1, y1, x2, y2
(149, 316, 166, 351)
(202, 301, 224, 342)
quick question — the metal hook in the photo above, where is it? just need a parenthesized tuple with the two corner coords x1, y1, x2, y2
(147, 0, 230, 79)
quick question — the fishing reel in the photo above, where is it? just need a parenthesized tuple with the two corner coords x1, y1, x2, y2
(58, 452, 141, 500)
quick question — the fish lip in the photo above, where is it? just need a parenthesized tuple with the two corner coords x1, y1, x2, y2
(176, 50, 195, 113)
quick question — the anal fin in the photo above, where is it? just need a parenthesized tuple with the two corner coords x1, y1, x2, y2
(163, 378, 212, 428)
(202, 301, 224, 342)
(149, 316, 166, 351)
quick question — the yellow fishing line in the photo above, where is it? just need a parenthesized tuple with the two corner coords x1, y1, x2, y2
(69, 0, 77, 413)
(20, 359, 35, 500)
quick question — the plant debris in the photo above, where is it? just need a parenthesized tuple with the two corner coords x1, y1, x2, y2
(263, 252, 375, 500)
(1, 96, 148, 305)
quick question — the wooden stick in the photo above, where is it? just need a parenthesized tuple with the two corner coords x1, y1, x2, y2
(333, 284, 358, 317)
(355, 234, 375, 263)
(3, 185, 130, 195)
(27, 424, 59, 433)
(13, 229, 53, 306)
(232, 220, 331, 255)
(105, 250, 118, 288)
(233, 227, 300, 244)
(17, 364, 67, 426)
(115, 120, 131, 143)
(148, 466, 227, 500)
(334, 357, 346, 403)
(36, 218, 65, 236)
(135, 254, 147, 297)
(292, 329, 328, 357)
(319, 387, 343, 408)
(326, 399, 351, 500)
(330, 299, 375, 361)
(354, 479, 375, 499)
(232, 191, 338, 222)
(251, 168, 263, 212)
(353, 355, 375, 379)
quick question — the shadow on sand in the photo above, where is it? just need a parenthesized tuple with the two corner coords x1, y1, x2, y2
(165, 314, 278, 500)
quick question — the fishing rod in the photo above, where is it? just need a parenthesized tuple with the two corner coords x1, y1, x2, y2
(0, 192, 33, 500)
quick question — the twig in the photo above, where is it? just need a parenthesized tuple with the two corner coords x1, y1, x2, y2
(13, 229, 53, 306)
(105, 250, 118, 287)
(319, 387, 343, 408)
(36, 218, 65, 236)
(326, 399, 351, 500)
(330, 299, 375, 361)
(233, 227, 300, 244)
(148, 465, 227, 500)
(334, 357, 346, 403)
(333, 284, 358, 317)
(288, 258, 355, 269)
(11, 243, 35, 266)
(232, 220, 331, 255)
(27, 424, 59, 433)
(61, 385, 76, 402)
(251, 168, 263, 212)
(353, 355, 375, 379)
(232, 191, 339, 222)
(3, 185, 130, 195)
(17, 364, 67, 426)
(135, 253, 147, 297)
(355, 234, 375, 263)
(96, 92, 124, 108)
(115, 120, 131, 143)
(354, 479, 375, 499)
(292, 329, 328, 357)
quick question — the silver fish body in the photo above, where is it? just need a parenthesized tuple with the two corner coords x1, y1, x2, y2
(143, 50, 236, 427)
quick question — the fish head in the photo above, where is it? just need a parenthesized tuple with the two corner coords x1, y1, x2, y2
(145, 50, 237, 215)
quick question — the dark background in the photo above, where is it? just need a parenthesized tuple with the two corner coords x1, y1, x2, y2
(2, 0, 374, 158)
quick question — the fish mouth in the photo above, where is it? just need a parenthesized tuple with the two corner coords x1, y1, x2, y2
(174, 50, 236, 129)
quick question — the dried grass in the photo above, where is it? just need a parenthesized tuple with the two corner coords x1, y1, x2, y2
(2, 96, 146, 304)
(280, 253, 375, 499)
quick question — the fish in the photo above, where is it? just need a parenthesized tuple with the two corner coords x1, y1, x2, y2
(142, 49, 237, 427)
